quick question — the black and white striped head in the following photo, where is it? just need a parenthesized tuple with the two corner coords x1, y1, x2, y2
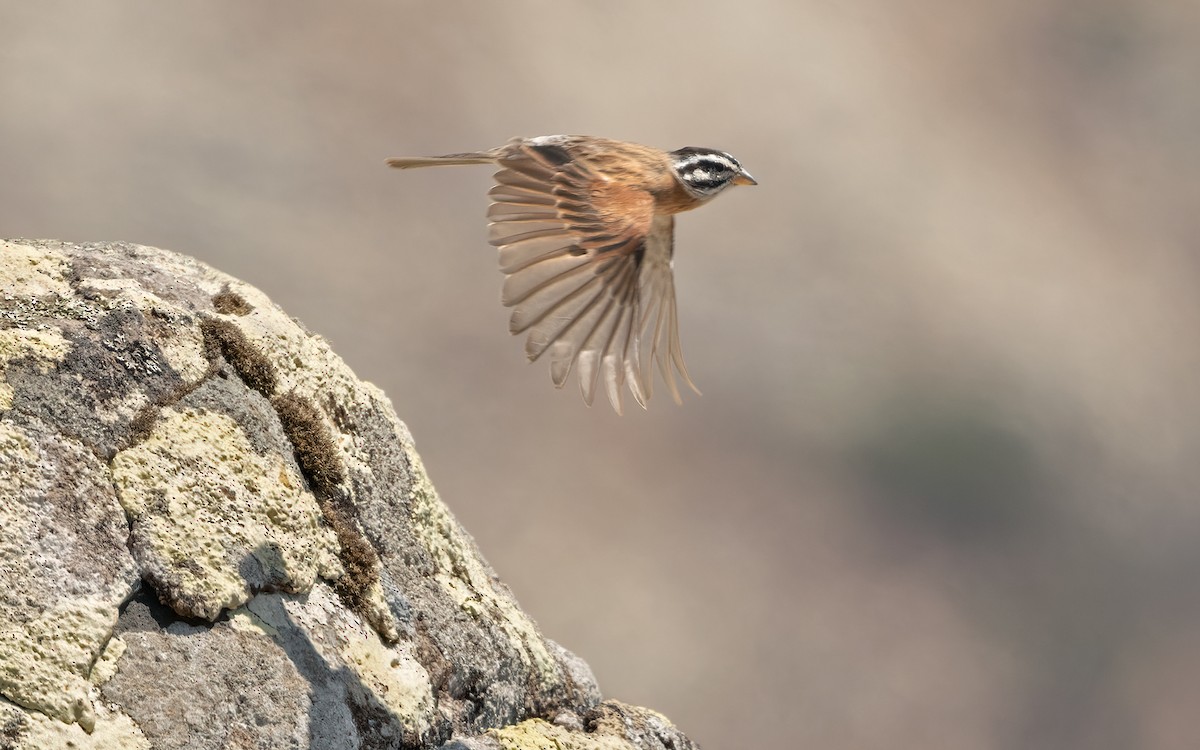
(669, 147, 757, 200)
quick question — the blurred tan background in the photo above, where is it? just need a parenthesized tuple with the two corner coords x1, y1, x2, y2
(4, 2, 1199, 747)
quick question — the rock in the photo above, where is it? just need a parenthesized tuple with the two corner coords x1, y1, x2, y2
(0, 240, 696, 749)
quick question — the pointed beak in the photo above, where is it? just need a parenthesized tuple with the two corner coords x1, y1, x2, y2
(733, 170, 757, 186)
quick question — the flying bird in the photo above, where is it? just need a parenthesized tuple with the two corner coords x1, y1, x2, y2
(387, 135, 756, 413)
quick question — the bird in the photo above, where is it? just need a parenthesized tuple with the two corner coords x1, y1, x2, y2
(387, 135, 756, 414)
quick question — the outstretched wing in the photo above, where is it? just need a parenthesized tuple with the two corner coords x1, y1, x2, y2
(487, 140, 698, 413)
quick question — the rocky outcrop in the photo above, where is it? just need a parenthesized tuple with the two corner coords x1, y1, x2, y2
(0, 240, 697, 750)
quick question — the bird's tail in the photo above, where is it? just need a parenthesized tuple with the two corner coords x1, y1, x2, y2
(385, 152, 496, 169)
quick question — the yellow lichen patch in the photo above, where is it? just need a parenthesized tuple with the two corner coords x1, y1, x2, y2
(0, 328, 71, 411)
(0, 328, 70, 369)
(341, 630, 435, 739)
(0, 596, 115, 728)
(406, 452, 562, 691)
(0, 242, 73, 298)
(13, 702, 152, 750)
(110, 407, 342, 620)
(490, 718, 627, 750)
(88, 636, 126, 687)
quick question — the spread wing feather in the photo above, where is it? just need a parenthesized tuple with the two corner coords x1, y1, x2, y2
(487, 141, 698, 412)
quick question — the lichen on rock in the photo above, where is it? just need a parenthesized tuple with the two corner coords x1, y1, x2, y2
(111, 406, 343, 620)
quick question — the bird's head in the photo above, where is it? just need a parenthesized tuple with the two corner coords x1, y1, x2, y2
(669, 146, 757, 200)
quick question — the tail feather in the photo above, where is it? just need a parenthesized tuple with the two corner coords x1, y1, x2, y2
(386, 152, 496, 169)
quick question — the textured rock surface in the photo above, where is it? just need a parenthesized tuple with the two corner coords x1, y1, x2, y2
(0, 240, 697, 750)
